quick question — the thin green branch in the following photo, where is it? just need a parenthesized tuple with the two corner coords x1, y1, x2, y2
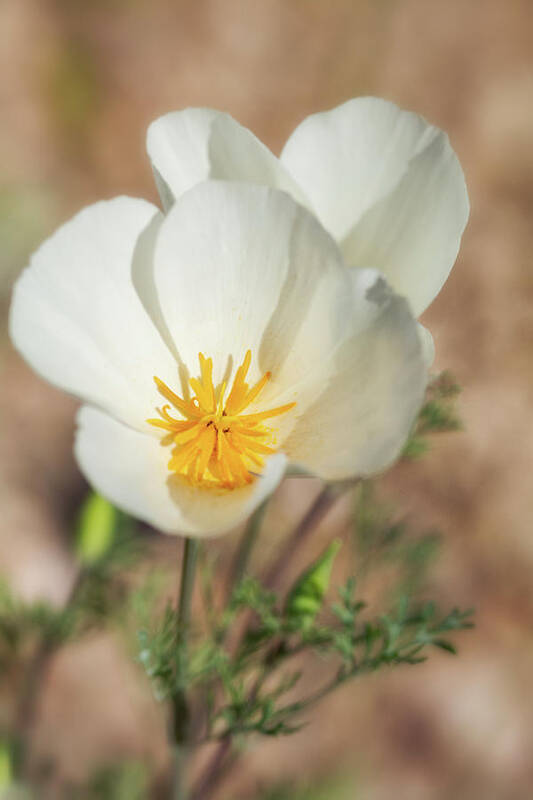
(229, 499, 269, 594)
(171, 538, 199, 800)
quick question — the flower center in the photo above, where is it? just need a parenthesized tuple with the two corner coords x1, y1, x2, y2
(148, 351, 295, 490)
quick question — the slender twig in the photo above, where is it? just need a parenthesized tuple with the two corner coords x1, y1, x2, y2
(14, 639, 55, 775)
(264, 480, 357, 590)
(188, 502, 269, 797)
(14, 568, 85, 779)
(193, 653, 345, 798)
(226, 483, 354, 657)
(171, 538, 199, 800)
(190, 735, 233, 800)
(195, 480, 358, 799)
(228, 500, 269, 597)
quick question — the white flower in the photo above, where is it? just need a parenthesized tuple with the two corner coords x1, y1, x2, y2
(147, 97, 469, 361)
(9, 124, 433, 537)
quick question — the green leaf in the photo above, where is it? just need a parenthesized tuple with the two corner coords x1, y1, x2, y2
(433, 639, 457, 654)
(402, 435, 429, 460)
(403, 371, 462, 459)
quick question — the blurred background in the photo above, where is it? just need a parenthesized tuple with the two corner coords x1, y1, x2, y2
(2, 0, 533, 798)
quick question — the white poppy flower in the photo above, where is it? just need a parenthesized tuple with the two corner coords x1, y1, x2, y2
(147, 97, 469, 362)
(10, 179, 427, 537)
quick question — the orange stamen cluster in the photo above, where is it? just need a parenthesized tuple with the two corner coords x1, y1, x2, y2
(148, 351, 295, 490)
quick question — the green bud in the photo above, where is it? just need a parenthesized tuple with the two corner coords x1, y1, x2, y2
(286, 539, 342, 625)
(0, 740, 12, 788)
(75, 492, 119, 566)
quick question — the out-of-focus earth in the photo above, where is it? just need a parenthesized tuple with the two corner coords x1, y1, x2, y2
(2, 1, 533, 798)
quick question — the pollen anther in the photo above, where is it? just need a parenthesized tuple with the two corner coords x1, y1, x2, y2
(148, 351, 295, 490)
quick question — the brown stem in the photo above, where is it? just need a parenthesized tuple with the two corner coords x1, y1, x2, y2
(14, 568, 84, 779)
(190, 735, 233, 800)
(227, 499, 269, 598)
(14, 640, 55, 761)
(263, 480, 356, 591)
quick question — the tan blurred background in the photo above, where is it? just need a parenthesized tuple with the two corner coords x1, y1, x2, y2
(2, 0, 533, 798)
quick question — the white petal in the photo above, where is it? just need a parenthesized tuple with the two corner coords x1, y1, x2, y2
(281, 98, 469, 315)
(75, 405, 286, 537)
(167, 455, 287, 537)
(283, 269, 427, 479)
(341, 128, 469, 316)
(418, 323, 435, 368)
(147, 109, 302, 211)
(9, 198, 179, 431)
(281, 98, 433, 240)
(152, 181, 352, 398)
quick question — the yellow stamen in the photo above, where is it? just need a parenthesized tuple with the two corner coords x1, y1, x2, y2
(232, 402, 297, 423)
(241, 371, 271, 410)
(148, 352, 296, 490)
(225, 349, 252, 415)
(153, 377, 202, 419)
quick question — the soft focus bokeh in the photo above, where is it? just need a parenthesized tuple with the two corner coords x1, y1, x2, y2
(2, 1, 533, 797)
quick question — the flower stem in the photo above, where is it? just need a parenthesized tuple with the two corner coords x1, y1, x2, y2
(177, 538, 199, 631)
(228, 499, 269, 596)
(171, 537, 199, 800)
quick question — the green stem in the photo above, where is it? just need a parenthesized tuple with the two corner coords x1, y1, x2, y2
(172, 743, 188, 800)
(228, 499, 269, 596)
(171, 538, 199, 800)
(177, 539, 199, 631)
(215, 500, 270, 650)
